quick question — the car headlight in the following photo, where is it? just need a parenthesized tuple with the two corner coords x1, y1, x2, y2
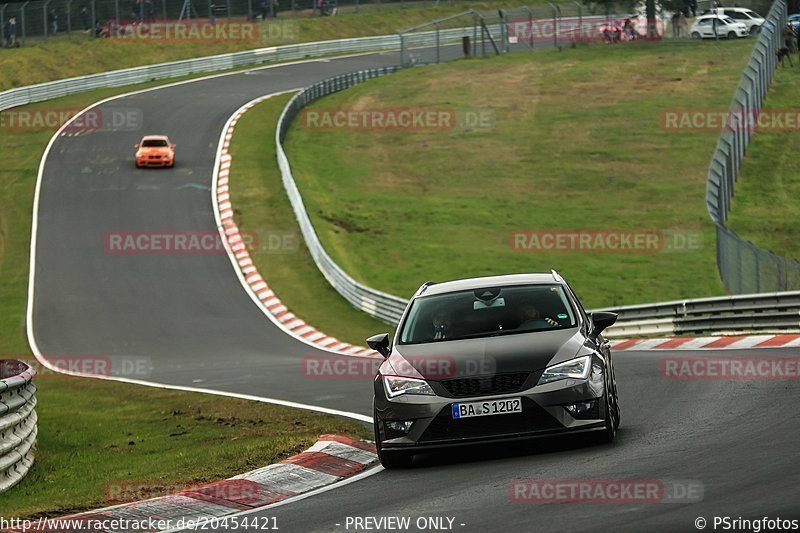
(383, 376, 435, 398)
(537, 355, 592, 385)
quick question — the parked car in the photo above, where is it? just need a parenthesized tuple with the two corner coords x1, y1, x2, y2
(690, 14, 749, 39)
(703, 7, 765, 33)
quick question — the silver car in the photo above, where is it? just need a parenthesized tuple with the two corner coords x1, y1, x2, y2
(368, 272, 621, 469)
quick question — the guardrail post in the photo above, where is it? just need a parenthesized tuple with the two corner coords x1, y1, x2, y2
(43, 0, 51, 38)
(20, 2, 29, 45)
(1, 4, 7, 45)
(66, 0, 72, 38)
(548, 2, 560, 50)
(521, 6, 533, 50)
(435, 20, 440, 63)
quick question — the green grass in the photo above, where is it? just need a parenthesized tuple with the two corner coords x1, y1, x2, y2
(227, 92, 390, 346)
(4, 376, 370, 518)
(726, 65, 800, 261)
(0, 78, 369, 520)
(0, 0, 541, 91)
(279, 40, 756, 310)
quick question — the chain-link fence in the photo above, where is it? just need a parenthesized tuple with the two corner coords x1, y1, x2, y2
(704, 0, 800, 293)
(0, 0, 448, 44)
(397, 3, 669, 66)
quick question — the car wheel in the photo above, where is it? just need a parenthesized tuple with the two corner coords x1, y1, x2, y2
(374, 409, 413, 469)
(727, 31, 736, 39)
(691, 32, 701, 39)
(595, 371, 618, 444)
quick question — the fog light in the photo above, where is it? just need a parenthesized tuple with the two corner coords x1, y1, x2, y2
(564, 400, 599, 419)
(385, 420, 414, 434)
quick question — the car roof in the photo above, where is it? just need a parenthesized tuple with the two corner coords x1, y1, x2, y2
(141, 135, 170, 140)
(416, 273, 564, 298)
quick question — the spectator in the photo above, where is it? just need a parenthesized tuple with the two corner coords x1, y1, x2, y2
(671, 12, 680, 38)
(49, 9, 58, 34)
(689, 0, 697, 17)
(5, 17, 19, 48)
(132, 0, 141, 19)
(80, 6, 90, 31)
(784, 23, 794, 52)
(679, 12, 688, 37)
(260, 0, 268, 20)
(144, 0, 154, 21)
(795, 24, 800, 56)
(271, 0, 278, 18)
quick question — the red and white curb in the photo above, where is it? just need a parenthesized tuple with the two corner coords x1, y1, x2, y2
(214, 94, 380, 360)
(609, 334, 800, 351)
(37, 435, 377, 532)
(214, 96, 800, 356)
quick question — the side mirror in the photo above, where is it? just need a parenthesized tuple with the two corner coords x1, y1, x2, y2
(134, 144, 139, 149)
(366, 333, 391, 358)
(590, 311, 618, 336)
(171, 144, 176, 149)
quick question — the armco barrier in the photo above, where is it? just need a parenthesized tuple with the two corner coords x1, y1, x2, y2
(0, 27, 486, 113)
(0, 360, 38, 494)
(274, 68, 800, 337)
(276, 67, 409, 325)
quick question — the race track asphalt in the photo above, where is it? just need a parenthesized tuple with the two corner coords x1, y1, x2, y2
(28, 47, 800, 532)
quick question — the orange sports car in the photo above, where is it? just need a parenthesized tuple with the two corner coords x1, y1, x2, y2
(135, 135, 176, 168)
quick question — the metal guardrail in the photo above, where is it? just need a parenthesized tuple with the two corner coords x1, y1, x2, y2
(0, 360, 38, 494)
(275, 67, 800, 337)
(276, 67, 410, 324)
(705, 0, 800, 293)
(595, 291, 800, 337)
(0, 27, 479, 112)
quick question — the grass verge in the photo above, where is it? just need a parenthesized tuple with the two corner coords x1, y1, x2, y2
(726, 65, 800, 261)
(0, 0, 540, 91)
(280, 40, 756, 310)
(0, 75, 369, 520)
(226, 92, 389, 346)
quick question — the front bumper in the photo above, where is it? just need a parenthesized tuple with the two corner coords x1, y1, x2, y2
(375, 362, 608, 451)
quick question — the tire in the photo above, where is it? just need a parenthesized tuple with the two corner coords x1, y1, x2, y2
(691, 32, 701, 40)
(594, 371, 618, 444)
(374, 409, 413, 469)
(727, 31, 736, 39)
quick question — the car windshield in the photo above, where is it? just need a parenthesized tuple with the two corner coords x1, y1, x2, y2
(142, 139, 169, 147)
(398, 284, 578, 345)
(722, 16, 736, 24)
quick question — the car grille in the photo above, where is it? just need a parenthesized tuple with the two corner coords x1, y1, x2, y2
(439, 372, 529, 398)
(148, 155, 162, 159)
(419, 398, 561, 442)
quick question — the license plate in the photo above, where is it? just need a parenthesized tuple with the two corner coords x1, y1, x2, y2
(451, 398, 522, 419)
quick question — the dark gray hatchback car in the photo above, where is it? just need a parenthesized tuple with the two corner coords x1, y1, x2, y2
(367, 271, 620, 469)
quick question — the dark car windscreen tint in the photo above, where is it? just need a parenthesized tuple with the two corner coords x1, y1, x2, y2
(142, 139, 169, 147)
(399, 284, 578, 345)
